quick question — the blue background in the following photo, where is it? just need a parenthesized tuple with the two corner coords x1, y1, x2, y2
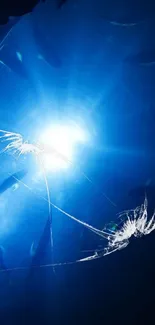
(0, 0, 155, 324)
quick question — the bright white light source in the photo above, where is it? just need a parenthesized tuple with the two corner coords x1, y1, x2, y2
(39, 124, 86, 171)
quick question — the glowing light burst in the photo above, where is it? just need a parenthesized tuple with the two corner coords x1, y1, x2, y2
(0, 126, 86, 271)
(0, 129, 155, 273)
(39, 124, 86, 171)
(0, 128, 116, 207)
(0, 125, 86, 166)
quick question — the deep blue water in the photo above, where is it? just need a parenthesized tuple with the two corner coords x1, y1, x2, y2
(0, 0, 155, 324)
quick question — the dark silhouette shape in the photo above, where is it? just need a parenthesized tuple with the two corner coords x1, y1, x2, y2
(0, 1, 46, 47)
(0, 169, 28, 194)
(0, 0, 45, 25)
